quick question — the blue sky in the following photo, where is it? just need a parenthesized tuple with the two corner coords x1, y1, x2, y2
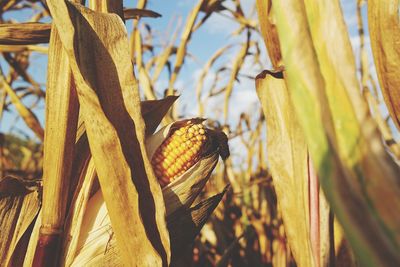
(0, 0, 382, 146)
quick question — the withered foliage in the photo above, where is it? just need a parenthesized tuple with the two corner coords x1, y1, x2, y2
(1, 1, 400, 267)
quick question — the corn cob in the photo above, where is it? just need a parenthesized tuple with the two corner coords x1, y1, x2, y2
(151, 121, 208, 187)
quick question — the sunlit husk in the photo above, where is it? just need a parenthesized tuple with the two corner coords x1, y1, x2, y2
(69, 190, 226, 267)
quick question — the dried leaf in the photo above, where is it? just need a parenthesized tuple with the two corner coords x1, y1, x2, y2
(167, 0, 203, 94)
(46, 2, 170, 265)
(0, 45, 48, 53)
(223, 38, 250, 122)
(0, 23, 51, 45)
(0, 176, 39, 197)
(200, 0, 226, 13)
(62, 159, 97, 267)
(123, 8, 161, 19)
(141, 96, 179, 136)
(272, 0, 400, 265)
(0, 76, 44, 141)
(255, 0, 282, 68)
(32, 20, 80, 265)
(0, 176, 40, 266)
(70, 185, 227, 266)
(368, 0, 400, 131)
(169, 187, 228, 263)
(23, 210, 41, 267)
(256, 70, 315, 267)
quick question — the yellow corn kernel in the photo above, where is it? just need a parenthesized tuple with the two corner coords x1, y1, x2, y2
(151, 121, 209, 186)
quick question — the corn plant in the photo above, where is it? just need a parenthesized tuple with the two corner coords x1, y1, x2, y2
(2, 0, 400, 267)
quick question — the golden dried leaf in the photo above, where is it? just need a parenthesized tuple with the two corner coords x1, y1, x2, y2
(0, 23, 51, 45)
(368, 0, 400, 132)
(46, 1, 170, 265)
(1, 76, 44, 141)
(167, 0, 203, 95)
(0, 45, 48, 53)
(40, 23, 79, 233)
(0, 176, 40, 266)
(223, 39, 250, 122)
(255, 0, 282, 68)
(70, 183, 227, 266)
(256, 70, 315, 267)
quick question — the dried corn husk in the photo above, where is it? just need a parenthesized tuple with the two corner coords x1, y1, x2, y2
(61, 96, 178, 266)
(71, 189, 227, 267)
(69, 118, 226, 266)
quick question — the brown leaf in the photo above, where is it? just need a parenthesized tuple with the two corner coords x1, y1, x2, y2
(0, 23, 51, 45)
(169, 187, 228, 263)
(141, 96, 179, 136)
(0, 176, 40, 266)
(255, 0, 282, 69)
(0, 176, 39, 197)
(123, 8, 162, 19)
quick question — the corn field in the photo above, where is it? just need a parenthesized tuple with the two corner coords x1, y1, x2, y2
(1, 0, 400, 266)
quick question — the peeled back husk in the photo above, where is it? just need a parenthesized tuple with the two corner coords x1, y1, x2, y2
(69, 119, 224, 266)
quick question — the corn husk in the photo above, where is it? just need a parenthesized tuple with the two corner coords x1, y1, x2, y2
(146, 119, 220, 216)
(71, 189, 227, 267)
(69, 118, 223, 266)
(169, 187, 229, 264)
(60, 96, 178, 266)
